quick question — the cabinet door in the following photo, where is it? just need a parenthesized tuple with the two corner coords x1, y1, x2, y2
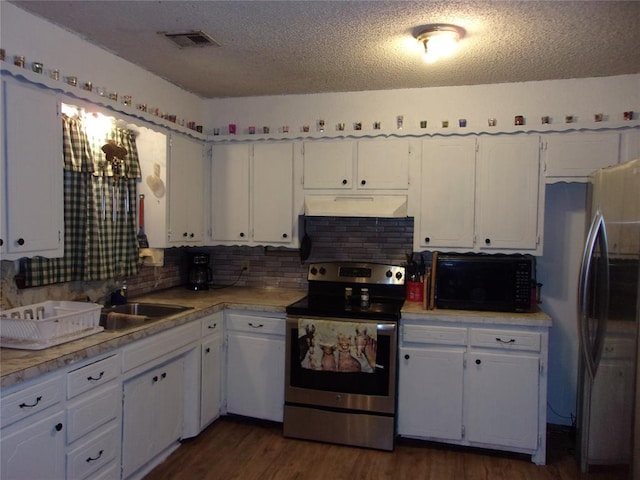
(226, 332, 285, 422)
(168, 135, 204, 245)
(303, 141, 354, 189)
(252, 143, 294, 244)
(201, 335, 222, 430)
(420, 137, 476, 249)
(397, 347, 464, 441)
(357, 139, 410, 189)
(476, 136, 541, 250)
(122, 357, 184, 478)
(465, 352, 539, 450)
(545, 132, 620, 181)
(3, 81, 63, 259)
(0, 411, 66, 480)
(211, 144, 250, 242)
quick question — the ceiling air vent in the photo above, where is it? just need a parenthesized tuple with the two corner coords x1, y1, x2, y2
(161, 30, 221, 48)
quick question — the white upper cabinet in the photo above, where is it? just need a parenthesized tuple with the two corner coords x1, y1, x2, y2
(211, 144, 250, 243)
(2, 80, 63, 259)
(302, 138, 410, 191)
(137, 128, 205, 248)
(418, 135, 543, 254)
(252, 143, 294, 244)
(167, 134, 205, 245)
(210, 142, 296, 247)
(356, 139, 410, 190)
(544, 132, 620, 182)
(302, 141, 354, 189)
(476, 135, 543, 252)
(420, 137, 476, 249)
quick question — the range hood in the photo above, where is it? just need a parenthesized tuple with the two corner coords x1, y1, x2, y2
(304, 195, 408, 218)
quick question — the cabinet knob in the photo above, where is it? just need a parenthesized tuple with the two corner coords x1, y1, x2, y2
(161, 372, 167, 379)
(16, 238, 25, 246)
(205, 347, 211, 354)
(183, 232, 188, 237)
(342, 179, 348, 185)
(0, 238, 3, 246)
(153, 375, 159, 382)
(485, 238, 491, 245)
(475, 359, 482, 365)
(282, 233, 288, 239)
(404, 354, 410, 360)
(55, 423, 63, 432)
(424, 237, 430, 243)
(360, 179, 366, 186)
(189, 233, 195, 238)
(239, 232, 245, 238)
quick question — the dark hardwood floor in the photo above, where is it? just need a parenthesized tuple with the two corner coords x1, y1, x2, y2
(145, 416, 627, 480)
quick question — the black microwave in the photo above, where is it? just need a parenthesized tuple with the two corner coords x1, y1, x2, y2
(435, 254, 535, 313)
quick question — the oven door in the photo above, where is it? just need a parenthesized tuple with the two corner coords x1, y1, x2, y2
(285, 315, 397, 414)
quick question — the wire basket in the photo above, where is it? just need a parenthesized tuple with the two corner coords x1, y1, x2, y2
(0, 301, 103, 350)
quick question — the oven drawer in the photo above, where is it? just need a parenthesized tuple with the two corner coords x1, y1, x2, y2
(226, 313, 285, 336)
(403, 324, 467, 346)
(469, 328, 540, 352)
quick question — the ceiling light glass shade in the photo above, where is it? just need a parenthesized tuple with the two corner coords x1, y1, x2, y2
(416, 24, 465, 63)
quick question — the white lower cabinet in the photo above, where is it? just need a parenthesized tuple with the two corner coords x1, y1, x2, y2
(122, 356, 184, 478)
(225, 311, 285, 422)
(0, 410, 66, 480)
(465, 351, 539, 449)
(398, 347, 464, 441)
(398, 318, 549, 465)
(200, 313, 223, 430)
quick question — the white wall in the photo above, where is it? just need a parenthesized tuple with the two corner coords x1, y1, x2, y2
(539, 183, 588, 425)
(0, 2, 204, 125)
(203, 75, 639, 136)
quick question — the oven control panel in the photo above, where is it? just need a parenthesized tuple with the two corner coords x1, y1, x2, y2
(307, 262, 405, 285)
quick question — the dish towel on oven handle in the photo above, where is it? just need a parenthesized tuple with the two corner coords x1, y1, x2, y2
(298, 318, 377, 373)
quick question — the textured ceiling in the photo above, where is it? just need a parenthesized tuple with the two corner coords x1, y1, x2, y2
(10, 1, 640, 99)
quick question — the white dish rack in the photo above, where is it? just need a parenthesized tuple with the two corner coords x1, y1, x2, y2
(0, 301, 103, 350)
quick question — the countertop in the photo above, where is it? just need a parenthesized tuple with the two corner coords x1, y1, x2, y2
(401, 301, 553, 328)
(0, 286, 306, 388)
(1, 286, 552, 388)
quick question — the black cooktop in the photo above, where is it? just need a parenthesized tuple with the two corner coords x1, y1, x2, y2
(286, 295, 404, 322)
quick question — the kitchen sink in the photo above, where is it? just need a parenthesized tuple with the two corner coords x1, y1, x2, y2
(100, 303, 193, 330)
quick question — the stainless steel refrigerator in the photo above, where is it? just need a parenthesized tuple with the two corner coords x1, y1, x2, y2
(577, 157, 640, 477)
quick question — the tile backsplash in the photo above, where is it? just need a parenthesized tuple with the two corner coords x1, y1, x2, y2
(1, 217, 415, 308)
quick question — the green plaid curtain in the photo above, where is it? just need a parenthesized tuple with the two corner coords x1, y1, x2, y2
(22, 115, 141, 286)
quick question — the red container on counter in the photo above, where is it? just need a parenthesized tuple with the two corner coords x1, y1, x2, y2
(406, 281, 424, 302)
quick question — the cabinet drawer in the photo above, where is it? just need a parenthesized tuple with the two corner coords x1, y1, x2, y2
(469, 328, 540, 352)
(67, 355, 120, 399)
(121, 321, 200, 372)
(202, 313, 223, 337)
(66, 384, 120, 443)
(67, 424, 118, 480)
(1, 374, 64, 427)
(226, 313, 285, 336)
(403, 324, 467, 346)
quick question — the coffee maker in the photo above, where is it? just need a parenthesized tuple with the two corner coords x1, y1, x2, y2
(188, 253, 212, 291)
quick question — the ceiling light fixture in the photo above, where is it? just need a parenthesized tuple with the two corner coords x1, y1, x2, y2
(416, 24, 465, 63)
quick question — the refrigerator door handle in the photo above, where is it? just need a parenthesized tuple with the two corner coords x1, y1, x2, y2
(578, 210, 610, 380)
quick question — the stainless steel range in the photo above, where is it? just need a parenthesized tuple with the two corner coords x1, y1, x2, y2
(284, 262, 405, 451)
